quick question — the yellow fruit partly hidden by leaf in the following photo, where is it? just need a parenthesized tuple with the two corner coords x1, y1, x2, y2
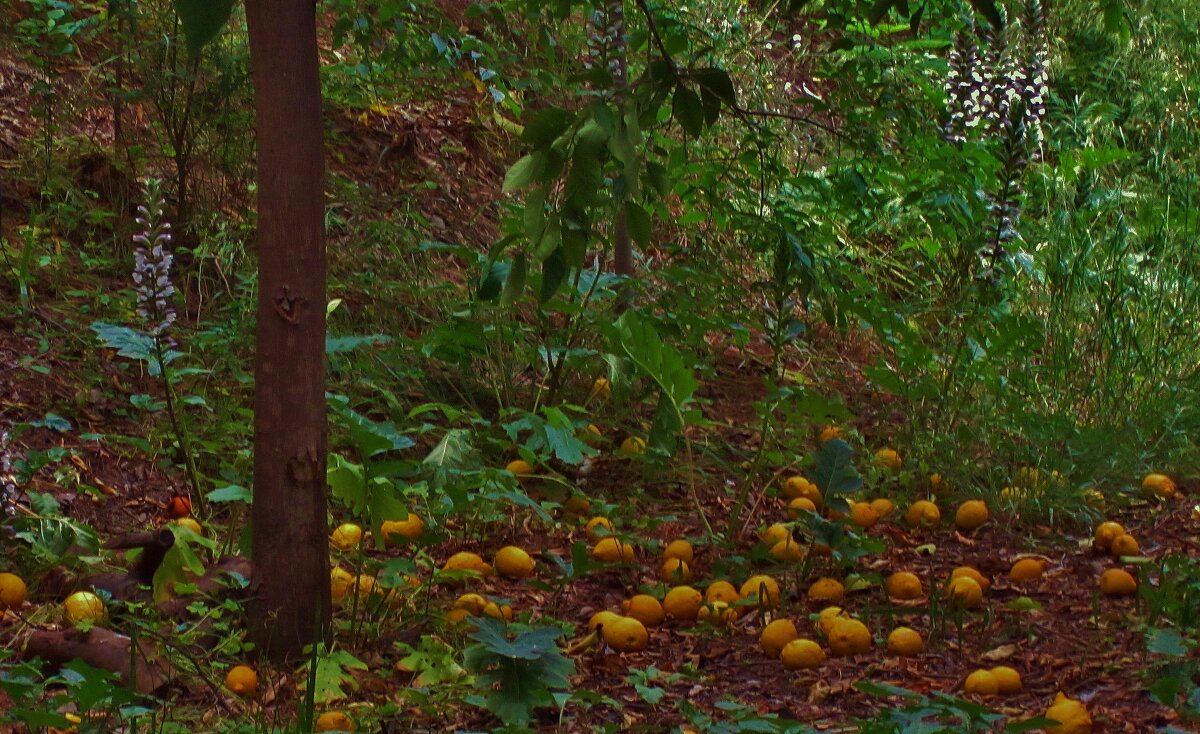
(929, 473, 947, 496)
(175, 517, 203, 535)
(442, 551, 493, 579)
(663, 586, 704, 622)
(505, 459, 533, 480)
(697, 601, 739, 626)
(849, 502, 880, 528)
(814, 606, 847, 637)
(380, 513, 424, 544)
(885, 571, 924, 600)
(588, 610, 621, 632)
(947, 576, 984, 609)
(1094, 521, 1125, 551)
(1110, 533, 1140, 558)
(663, 539, 694, 563)
(1045, 691, 1093, 734)
(314, 711, 355, 733)
(783, 476, 822, 506)
(740, 575, 782, 609)
(990, 665, 1023, 694)
(494, 546, 536, 578)
(564, 494, 591, 515)
(905, 500, 941, 528)
(808, 578, 845, 603)
(619, 436, 646, 455)
(64, 591, 105, 624)
(622, 595, 665, 626)
(950, 566, 991, 591)
(224, 665, 258, 698)
(1098, 568, 1137, 596)
(705, 580, 741, 606)
(329, 523, 362, 551)
(1142, 472, 1177, 499)
(760, 618, 800, 657)
(870, 498, 896, 517)
(1009, 558, 1047, 583)
(818, 426, 843, 444)
(330, 567, 355, 603)
(454, 593, 489, 615)
(759, 523, 793, 547)
(886, 627, 923, 656)
(1081, 488, 1106, 509)
(999, 486, 1026, 503)
(780, 638, 825, 669)
(954, 500, 989, 531)
(590, 376, 612, 400)
(592, 537, 636, 563)
(964, 669, 999, 696)
(787, 497, 818, 518)
(0, 572, 28, 611)
(585, 516, 614, 540)
(482, 601, 513, 621)
(826, 617, 871, 656)
(770, 538, 806, 563)
(874, 448, 902, 471)
(660, 557, 692, 582)
(602, 615, 649, 652)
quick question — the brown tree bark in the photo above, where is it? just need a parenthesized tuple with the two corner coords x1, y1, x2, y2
(244, 0, 331, 661)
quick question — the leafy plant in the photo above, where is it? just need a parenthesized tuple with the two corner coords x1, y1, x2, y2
(462, 617, 574, 727)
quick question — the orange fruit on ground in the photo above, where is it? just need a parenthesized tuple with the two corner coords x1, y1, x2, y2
(329, 522, 362, 550)
(660, 557, 692, 583)
(622, 595, 665, 626)
(224, 665, 258, 697)
(885, 571, 924, 600)
(951, 566, 992, 591)
(826, 617, 871, 656)
(564, 494, 591, 514)
(1093, 521, 1125, 551)
(619, 436, 646, 455)
(663, 586, 704, 621)
(990, 665, 1023, 694)
(760, 619, 800, 657)
(592, 537, 636, 563)
(947, 576, 984, 609)
(1045, 691, 1093, 734)
(1009, 558, 1047, 583)
(585, 516, 614, 540)
(590, 376, 612, 400)
(454, 593, 489, 615)
(330, 567, 355, 603)
(602, 616, 649, 652)
(380, 513, 424, 544)
(315, 711, 355, 732)
(874, 448, 902, 470)
(808, 577, 845, 603)
(886, 627, 923, 656)
(442, 551, 493, 580)
(770, 538, 806, 563)
(780, 638, 826, 669)
(588, 610, 621, 632)
(818, 426, 843, 444)
(705, 580, 741, 605)
(849, 501, 880, 528)
(482, 601, 513, 621)
(505, 459, 534, 478)
(783, 476, 822, 506)
(905, 500, 941, 528)
(814, 606, 847, 637)
(0, 572, 28, 611)
(954, 500, 989, 531)
(663, 539, 694, 563)
(1099, 568, 1137, 596)
(697, 601, 739, 626)
(759, 523, 793, 546)
(740, 575, 782, 608)
(494, 546, 536, 578)
(787, 497, 818, 518)
(869, 498, 895, 517)
(63, 591, 105, 624)
(964, 669, 999, 696)
(1142, 472, 1177, 499)
(1110, 533, 1140, 558)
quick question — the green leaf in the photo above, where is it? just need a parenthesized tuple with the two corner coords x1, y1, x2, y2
(539, 247, 568, 303)
(326, 334, 391, 354)
(207, 484, 252, 504)
(967, 0, 1003, 27)
(521, 107, 572, 147)
(692, 68, 737, 107)
(175, 0, 236, 55)
(541, 407, 597, 465)
(672, 84, 704, 136)
(501, 253, 527, 305)
(811, 439, 862, 495)
(422, 429, 476, 490)
(327, 454, 367, 516)
(1146, 628, 1189, 657)
(503, 152, 543, 192)
(311, 650, 367, 704)
(625, 201, 651, 247)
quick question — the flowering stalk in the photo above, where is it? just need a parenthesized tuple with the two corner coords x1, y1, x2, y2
(1, 431, 18, 522)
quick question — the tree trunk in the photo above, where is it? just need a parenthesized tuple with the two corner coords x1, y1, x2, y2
(244, 0, 331, 662)
(606, 0, 634, 282)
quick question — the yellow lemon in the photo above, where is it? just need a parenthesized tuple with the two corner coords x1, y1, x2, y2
(330, 567, 355, 603)
(175, 517, 203, 535)
(874, 448, 902, 471)
(849, 501, 880, 528)
(663, 586, 704, 622)
(950, 566, 991, 591)
(1098, 568, 1137, 596)
(602, 615, 649, 652)
(0, 572, 28, 611)
(783, 476, 822, 506)
(770, 538, 806, 563)
(697, 601, 739, 626)
(869, 498, 896, 517)
(564, 494, 591, 515)
(660, 557, 692, 583)
(760, 619, 799, 657)
(380, 513, 424, 544)
(787, 497, 818, 517)
(885, 571, 923, 600)
(505, 459, 534, 479)
(826, 617, 871, 656)
(1142, 473, 1177, 499)
(817, 426, 843, 444)
(807, 577, 845, 603)
(759, 522, 793, 546)
(740, 575, 781, 609)
(663, 539, 694, 563)
(592, 537, 636, 563)
(63, 591, 105, 625)
(454, 593, 489, 615)
(329, 523, 362, 550)
(482, 601, 513, 621)
(1110, 533, 1140, 558)
(1009, 558, 1047, 583)
(494, 546, 536, 578)
(315, 711, 355, 732)
(619, 436, 646, 455)
(589, 376, 612, 400)
(948, 576, 983, 609)
(705, 580, 741, 605)
(1093, 521, 1125, 551)
(905, 500, 941, 528)
(780, 638, 825, 669)
(1045, 692, 1093, 734)
(585, 516, 614, 540)
(814, 606, 847, 637)
(964, 669, 999, 696)
(588, 609, 621, 632)
(622, 595, 665, 626)
(442, 551, 493, 580)
(990, 665, 1023, 694)
(887, 627, 923, 656)
(224, 665, 258, 698)
(954, 500, 989, 531)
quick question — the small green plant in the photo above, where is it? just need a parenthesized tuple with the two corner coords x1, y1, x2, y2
(462, 617, 574, 727)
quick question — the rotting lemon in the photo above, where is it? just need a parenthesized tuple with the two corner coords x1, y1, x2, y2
(224, 665, 258, 698)
(849, 501, 880, 528)
(1110, 533, 1140, 558)
(947, 576, 984, 609)
(380, 513, 424, 544)
(990, 665, 1023, 694)
(619, 436, 646, 455)
(663, 585, 704, 622)
(705, 580, 741, 605)
(964, 669, 999, 696)
(602, 615, 649, 652)
(740, 575, 781, 608)
(770, 538, 806, 563)
(787, 497, 818, 518)
(760, 618, 799, 657)
(592, 537, 636, 563)
(1098, 568, 1137, 596)
(826, 617, 871, 656)
(1093, 521, 1125, 551)
(314, 711, 355, 732)
(885, 571, 923, 600)
(63, 591, 105, 625)
(585, 516, 614, 540)
(1142, 472, 1177, 499)
(329, 523, 362, 551)
(905, 500, 941, 528)
(1009, 558, 1047, 583)
(660, 557, 692, 583)
(0, 572, 28, 611)
(494, 546, 536, 578)
(622, 595, 665, 626)
(780, 638, 825, 669)
(759, 522, 793, 547)
(954, 500, 989, 531)
(808, 577, 845, 603)
(1045, 691, 1093, 734)
(663, 539, 694, 564)
(886, 627, 923, 657)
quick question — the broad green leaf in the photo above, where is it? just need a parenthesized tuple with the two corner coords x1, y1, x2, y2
(811, 439, 862, 495)
(503, 152, 542, 192)
(501, 253, 527, 305)
(625, 201, 651, 247)
(672, 84, 704, 136)
(521, 106, 572, 147)
(692, 68, 737, 107)
(175, 0, 236, 55)
(539, 247, 568, 303)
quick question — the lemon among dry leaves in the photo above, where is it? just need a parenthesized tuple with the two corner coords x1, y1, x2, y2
(1009, 558, 1047, 583)
(780, 638, 825, 669)
(1099, 568, 1137, 596)
(622, 595, 665, 626)
(760, 619, 799, 657)
(0, 572, 28, 611)
(947, 576, 984, 609)
(905, 500, 941, 528)
(808, 577, 845, 603)
(494, 546, 536, 578)
(64, 591, 105, 625)
(663, 539, 694, 563)
(315, 711, 355, 732)
(705, 580, 741, 605)
(1045, 691, 1093, 734)
(224, 665, 258, 698)
(584, 516, 614, 540)
(886, 627, 923, 656)
(601, 615, 649, 652)
(954, 500, 989, 531)
(885, 571, 923, 600)
(329, 522, 362, 551)
(964, 669, 999, 696)
(592, 537, 636, 563)
(663, 586, 704, 622)
(740, 575, 781, 608)
(380, 513, 424, 545)
(826, 617, 871, 656)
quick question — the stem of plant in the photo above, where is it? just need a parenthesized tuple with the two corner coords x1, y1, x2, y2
(156, 339, 206, 517)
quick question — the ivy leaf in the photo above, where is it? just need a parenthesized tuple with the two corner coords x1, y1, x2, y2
(175, 0, 236, 56)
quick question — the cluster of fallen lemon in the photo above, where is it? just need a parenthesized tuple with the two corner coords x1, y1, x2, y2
(223, 665, 354, 731)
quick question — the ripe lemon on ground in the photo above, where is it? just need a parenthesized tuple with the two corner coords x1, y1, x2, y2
(784, 476, 822, 506)
(760, 619, 799, 657)
(818, 426, 843, 444)
(454, 593, 489, 615)
(588, 610, 621, 632)
(663, 586, 704, 621)
(954, 500, 989, 531)
(445, 607, 472, 624)
(697, 601, 739, 626)
(663, 539, 694, 563)
(759, 523, 793, 546)
(0, 572, 28, 611)
(442, 552, 493, 579)
(564, 494, 591, 515)
(494, 546, 536, 578)
(780, 638, 826, 669)
(505, 459, 534, 479)
(950, 566, 991, 591)
(224, 665, 258, 697)
(826, 617, 871, 656)
(602, 616, 649, 652)
(947, 576, 983, 609)
(175, 517, 203, 535)
(585, 516, 614, 540)
(619, 436, 646, 455)
(1099, 568, 1137, 596)
(929, 473, 948, 496)
(808, 578, 845, 603)
(590, 376, 612, 400)
(64, 591, 105, 624)
(814, 606, 847, 637)
(1142, 472, 1177, 499)
(592, 537, 636, 563)
(849, 501, 880, 528)
(1093, 521, 1124, 551)
(740, 575, 782, 608)
(770, 538, 806, 563)
(622, 595, 665, 626)
(1045, 691, 1093, 734)
(869, 498, 895, 517)
(1009, 558, 1047, 583)
(885, 571, 923, 600)
(660, 557, 692, 582)
(964, 669, 999, 696)
(990, 665, 1023, 694)
(330, 567, 355, 603)
(886, 627, 923, 656)
(874, 448, 902, 470)
(1110, 533, 1140, 558)
(787, 497, 818, 518)
(315, 711, 355, 732)
(380, 513, 424, 544)
(705, 580, 741, 605)
(482, 601, 513, 621)
(329, 523, 362, 551)
(905, 500, 941, 528)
